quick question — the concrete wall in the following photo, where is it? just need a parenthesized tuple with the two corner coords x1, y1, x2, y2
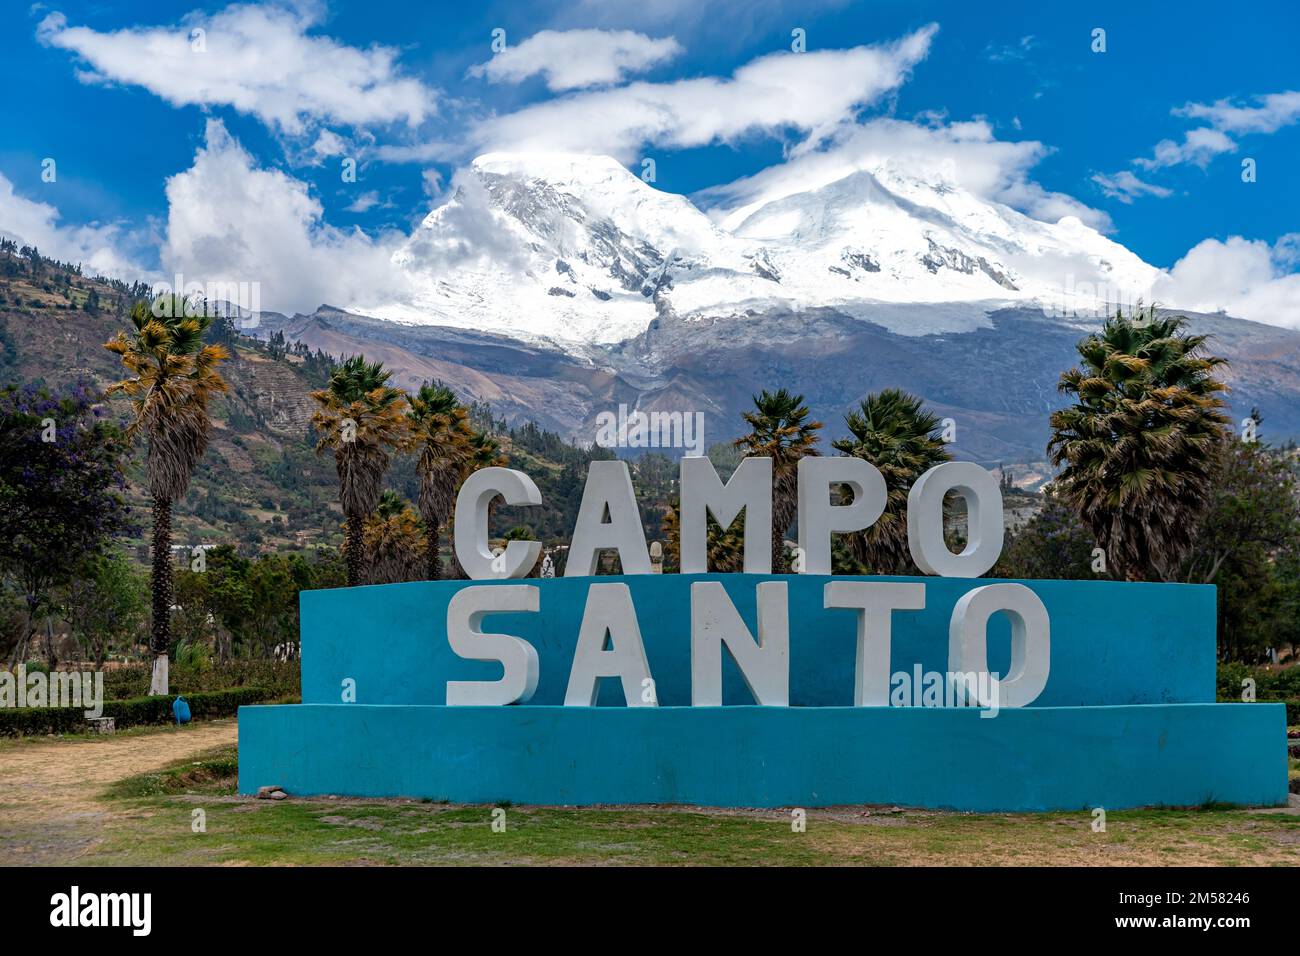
(298, 574, 1216, 708)
(238, 701, 1288, 810)
(235, 574, 1289, 811)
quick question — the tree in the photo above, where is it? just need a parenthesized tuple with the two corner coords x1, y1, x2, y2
(407, 383, 472, 579)
(832, 388, 951, 574)
(1048, 306, 1229, 581)
(467, 428, 508, 471)
(310, 356, 409, 587)
(661, 500, 745, 573)
(992, 487, 1101, 580)
(0, 382, 135, 666)
(734, 389, 822, 572)
(449, 429, 510, 578)
(1180, 431, 1300, 660)
(106, 296, 229, 692)
(364, 490, 426, 585)
(64, 549, 147, 666)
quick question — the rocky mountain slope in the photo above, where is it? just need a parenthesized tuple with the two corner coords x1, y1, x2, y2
(249, 298, 1300, 467)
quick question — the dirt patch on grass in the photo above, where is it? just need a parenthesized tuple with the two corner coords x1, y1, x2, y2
(0, 719, 238, 864)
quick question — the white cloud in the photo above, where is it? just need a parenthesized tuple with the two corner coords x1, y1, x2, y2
(0, 173, 150, 279)
(1091, 170, 1173, 204)
(420, 169, 444, 198)
(466, 25, 938, 159)
(1131, 90, 1300, 172)
(310, 129, 348, 159)
(37, 4, 435, 135)
(468, 29, 682, 92)
(1134, 127, 1236, 171)
(1176, 90, 1300, 135)
(985, 35, 1036, 62)
(343, 190, 381, 213)
(549, 0, 850, 46)
(701, 116, 1112, 231)
(1156, 234, 1300, 328)
(161, 120, 408, 314)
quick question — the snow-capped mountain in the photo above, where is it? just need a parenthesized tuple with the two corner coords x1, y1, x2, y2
(252, 151, 1300, 461)
(378, 151, 1161, 346)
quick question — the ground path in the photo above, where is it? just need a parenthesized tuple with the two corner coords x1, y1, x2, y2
(0, 719, 237, 864)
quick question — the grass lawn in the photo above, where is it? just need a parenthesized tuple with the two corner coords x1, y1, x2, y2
(72, 744, 1300, 866)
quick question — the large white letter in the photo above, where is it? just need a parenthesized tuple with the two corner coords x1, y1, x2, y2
(564, 583, 656, 707)
(446, 585, 540, 705)
(907, 462, 1004, 577)
(948, 583, 1049, 708)
(565, 460, 651, 576)
(679, 456, 773, 573)
(690, 581, 789, 706)
(796, 457, 887, 575)
(825, 581, 926, 706)
(454, 467, 543, 579)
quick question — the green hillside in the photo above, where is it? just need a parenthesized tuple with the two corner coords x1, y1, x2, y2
(0, 243, 641, 561)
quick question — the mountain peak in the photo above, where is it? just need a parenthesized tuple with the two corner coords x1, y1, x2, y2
(471, 152, 639, 188)
(380, 152, 1163, 347)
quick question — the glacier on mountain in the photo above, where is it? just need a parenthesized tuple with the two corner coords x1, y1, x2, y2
(373, 152, 1163, 346)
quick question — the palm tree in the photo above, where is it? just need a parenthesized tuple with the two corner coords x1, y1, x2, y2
(407, 383, 473, 579)
(467, 428, 508, 471)
(1048, 305, 1230, 581)
(310, 356, 409, 587)
(832, 388, 951, 573)
(734, 389, 823, 571)
(363, 490, 425, 585)
(661, 500, 744, 573)
(105, 295, 228, 694)
(449, 428, 509, 578)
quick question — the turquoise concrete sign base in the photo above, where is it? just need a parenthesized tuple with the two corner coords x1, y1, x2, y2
(238, 701, 1288, 811)
(236, 573, 1289, 811)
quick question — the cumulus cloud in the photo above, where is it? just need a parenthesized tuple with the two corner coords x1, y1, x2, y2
(160, 120, 407, 314)
(1155, 234, 1300, 327)
(37, 3, 435, 135)
(0, 173, 150, 279)
(467, 29, 682, 91)
(1091, 170, 1173, 204)
(465, 25, 938, 159)
(701, 116, 1112, 231)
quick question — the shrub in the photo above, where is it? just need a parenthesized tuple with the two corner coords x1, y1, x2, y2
(1217, 663, 1300, 725)
(0, 686, 272, 737)
(102, 659, 300, 700)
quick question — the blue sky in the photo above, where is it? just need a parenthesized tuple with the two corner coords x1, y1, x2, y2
(1, 0, 1297, 322)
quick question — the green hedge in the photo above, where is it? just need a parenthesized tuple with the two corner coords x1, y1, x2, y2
(102, 660, 301, 700)
(1216, 663, 1300, 726)
(0, 686, 272, 738)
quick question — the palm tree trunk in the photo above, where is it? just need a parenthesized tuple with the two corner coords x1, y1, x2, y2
(771, 519, 786, 573)
(345, 512, 364, 587)
(425, 526, 442, 580)
(150, 496, 173, 695)
(772, 485, 794, 573)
